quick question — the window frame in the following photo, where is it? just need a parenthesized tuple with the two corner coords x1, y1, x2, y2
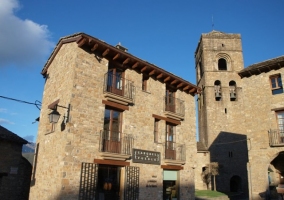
(270, 74, 283, 95)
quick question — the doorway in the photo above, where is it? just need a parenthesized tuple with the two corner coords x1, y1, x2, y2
(163, 170, 178, 200)
(96, 165, 121, 200)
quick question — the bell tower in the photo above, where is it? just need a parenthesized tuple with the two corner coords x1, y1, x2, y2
(195, 30, 245, 148)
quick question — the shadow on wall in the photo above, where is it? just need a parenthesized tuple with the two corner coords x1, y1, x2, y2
(51, 179, 195, 200)
(208, 131, 249, 199)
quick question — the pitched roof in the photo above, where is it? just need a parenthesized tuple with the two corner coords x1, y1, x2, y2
(42, 32, 200, 95)
(0, 125, 28, 144)
(239, 55, 284, 78)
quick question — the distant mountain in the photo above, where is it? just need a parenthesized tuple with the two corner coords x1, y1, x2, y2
(22, 142, 36, 153)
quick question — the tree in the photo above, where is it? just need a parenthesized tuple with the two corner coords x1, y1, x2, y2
(201, 162, 219, 190)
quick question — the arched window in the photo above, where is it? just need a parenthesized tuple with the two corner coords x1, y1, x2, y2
(229, 81, 237, 100)
(214, 80, 221, 101)
(218, 58, 227, 70)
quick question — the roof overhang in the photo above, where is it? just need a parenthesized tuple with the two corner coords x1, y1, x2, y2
(239, 55, 284, 78)
(42, 33, 200, 95)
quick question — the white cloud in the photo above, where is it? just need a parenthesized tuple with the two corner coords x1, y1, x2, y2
(0, 108, 7, 113)
(0, 0, 54, 68)
(0, 118, 14, 125)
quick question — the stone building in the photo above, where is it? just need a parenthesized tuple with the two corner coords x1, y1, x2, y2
(29, 33, 199, 200)
(195, 30, 284, 200)
(0, 125, 32, 200)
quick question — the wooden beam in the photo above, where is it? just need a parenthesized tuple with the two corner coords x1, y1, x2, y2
(132, 62, 139, 69)
(113, 53, 120, 60)
(171, 80, 178, 85)
(94, 159, 130, 166)
(164, 76, 171, 82)
(102, 100, 129, 111)
(149, 70, 155, 76)
(91, 43, 98, 51)
(177, 83, 184, 88)
(183, 85, 190, 91)
(141, 66, 148, 73)
(123, 58, 130, 65)
(77, 38, 87, 47)
(161, 165, 183, 170)
(48, 99, 60, 110)
(189, 88, 196, 93)
(102, 49, 110, 57)
(157, 73, 163, 79)
(152, 114, 181, 125)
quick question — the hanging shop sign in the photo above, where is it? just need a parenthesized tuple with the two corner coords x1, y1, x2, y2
(132, 148, 160, 165)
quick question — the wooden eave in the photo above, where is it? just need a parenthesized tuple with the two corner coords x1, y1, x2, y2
(239, 57, 284, 78)
(42, 33, 200, 95)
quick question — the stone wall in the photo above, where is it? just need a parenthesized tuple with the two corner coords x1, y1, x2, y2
(30, 40, 197, 200)
(0, 141, 32, 200)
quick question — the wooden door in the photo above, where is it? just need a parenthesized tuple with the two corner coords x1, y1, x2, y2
(103, 109, 121, 153)
(107, 68, 124, 96)
(165, 124, 176, 160)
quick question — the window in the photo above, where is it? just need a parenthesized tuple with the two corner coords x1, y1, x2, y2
(107, 64, 124, 96)
(142, 74, 149, 91)
(218, 58, 227, 70)
(214, 80, 222, 101)
(270, 74, 283, 95)
(229, 81, 237, 101)
(165, 123, 176, 160)
(276, 111, 284, 141)
(103, 108, 122, 153)
(199, 61, 203, 78)
(165, 86, 176, 112)
(154, 119, 159, 143)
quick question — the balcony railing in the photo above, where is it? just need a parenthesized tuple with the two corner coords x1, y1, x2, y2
(103, 73, 135, 104)
(164, 96, 185, 120)
(268, 129, 284, 146)
(164, 142, 186, 162)
(99, 130, 133, 155)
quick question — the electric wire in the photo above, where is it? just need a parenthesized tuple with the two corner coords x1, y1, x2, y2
(0, 95, 41, 110)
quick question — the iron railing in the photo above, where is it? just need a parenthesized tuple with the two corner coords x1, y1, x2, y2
(164, 95, 185, 116)
(103, 73, 134, 101)
(268, 129, 284, 146)
(99, 130, 133, 155)
(165, 142, 186, 161)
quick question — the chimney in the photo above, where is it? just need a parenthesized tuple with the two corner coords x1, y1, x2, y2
(115, 42, 128, 52)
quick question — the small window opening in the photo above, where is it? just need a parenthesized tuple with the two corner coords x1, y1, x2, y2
(154, 119, 159, 143)
(229, 81, 237, 101)
(199, 61, 203, 78)
(214, 80, 222, 101)
(225, 108, 227, 114)
(229, 151, 233, 157)
(270, 74, 283, 95)
(218, 58, 227, 70)
(142, 74, 149, 91)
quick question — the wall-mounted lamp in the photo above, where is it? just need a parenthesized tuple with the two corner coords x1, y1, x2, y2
(48, 99, 70, 124)
(48, 109, 61, 123)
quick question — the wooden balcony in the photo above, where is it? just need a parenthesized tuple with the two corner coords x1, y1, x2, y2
(164, 142, 186, 165)
(103, 73, 135, 105)
(164, 96, 185, 120)
(99, 130, 133, 161)
(268, 129, 284, 147)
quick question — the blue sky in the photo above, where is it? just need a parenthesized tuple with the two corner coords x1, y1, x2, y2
(0, 0, 283, 142)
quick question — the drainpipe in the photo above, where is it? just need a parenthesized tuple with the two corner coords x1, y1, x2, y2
(247, 162, 253, 200)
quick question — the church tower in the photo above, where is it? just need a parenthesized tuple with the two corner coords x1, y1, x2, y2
(195, 31, 249, 196)
(195, 30, 244, 147)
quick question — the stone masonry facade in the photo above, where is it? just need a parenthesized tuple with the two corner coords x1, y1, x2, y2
(195, 31, 284, 200)
(29, 33, 198, 200)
